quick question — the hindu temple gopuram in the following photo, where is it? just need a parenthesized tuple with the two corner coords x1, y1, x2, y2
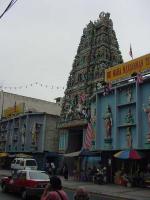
(58, 12, 123, 154)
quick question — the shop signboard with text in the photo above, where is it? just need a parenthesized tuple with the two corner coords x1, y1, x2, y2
(3, 103, 25, 118)
(105, 53, 150, 82)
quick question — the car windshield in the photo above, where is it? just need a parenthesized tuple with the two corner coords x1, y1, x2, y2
(26, 160, 36, 166)
(29, 171, 49, 180)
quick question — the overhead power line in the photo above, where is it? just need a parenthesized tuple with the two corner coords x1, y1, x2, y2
(0, 0, 18, 19)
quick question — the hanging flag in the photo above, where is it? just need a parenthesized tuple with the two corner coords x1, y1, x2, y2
(136, 73, 143, 85)
(129, 44, 133, 59)
(83, 122, 95, 150)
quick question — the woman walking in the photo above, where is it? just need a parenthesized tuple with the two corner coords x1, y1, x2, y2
(41, 176, 69, 200)
(63, 163, 69, 180)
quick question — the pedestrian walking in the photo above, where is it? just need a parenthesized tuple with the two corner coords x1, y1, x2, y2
(45, 161, 50, 174)
(74, 187, 90, 200)
(50, 162, 56, 175)
(41, 176, 69, 200)
(63, 163, 69, 180)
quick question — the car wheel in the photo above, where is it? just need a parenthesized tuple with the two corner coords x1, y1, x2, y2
(1, 184, 8, 193)
(21, 190, 28, 200)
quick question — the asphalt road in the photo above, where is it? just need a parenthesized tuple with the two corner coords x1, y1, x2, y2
(0, 188, 130, 200)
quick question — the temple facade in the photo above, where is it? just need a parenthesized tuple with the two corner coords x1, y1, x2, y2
(90, 54, 150, 183)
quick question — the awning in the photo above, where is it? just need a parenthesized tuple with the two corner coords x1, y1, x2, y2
(45, 152, 63, 158)
(64, 151, 81, 157)
(80, 149, 101, 157)
(15, 153, 32, 158)
(0, 152, 8, 157)
(64, 150, 101, 157)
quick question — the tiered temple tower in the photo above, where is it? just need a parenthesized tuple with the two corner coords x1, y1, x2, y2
(59, 12, 123, 153)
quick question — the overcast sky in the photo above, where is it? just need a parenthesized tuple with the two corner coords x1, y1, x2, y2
(0, 0, 149, 102)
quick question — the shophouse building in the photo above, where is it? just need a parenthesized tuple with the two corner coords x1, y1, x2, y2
(0, 92, 61, 169)
(0, 91, 61, 117)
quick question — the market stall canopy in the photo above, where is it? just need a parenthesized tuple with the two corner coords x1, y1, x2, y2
(15, 153, 32, 158)
(64, 149, 101, 157)
(45, 152, 63, 158)
(114, 149, 144, 160)
(80, 149, 101, 157)
(0, 152, 8, 157)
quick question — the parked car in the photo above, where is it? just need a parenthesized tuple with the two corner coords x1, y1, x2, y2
(1, 169, 49, 199)
(11, 158, 38, 173)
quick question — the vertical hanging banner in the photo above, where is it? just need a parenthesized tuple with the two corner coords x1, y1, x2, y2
(105, 53, 150, 82)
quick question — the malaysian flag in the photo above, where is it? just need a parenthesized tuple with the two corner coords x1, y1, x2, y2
(83, 122, 95, 150)
(129, 44, 133, 59)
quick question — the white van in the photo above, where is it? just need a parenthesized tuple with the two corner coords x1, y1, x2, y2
(11, 158, 38, 171)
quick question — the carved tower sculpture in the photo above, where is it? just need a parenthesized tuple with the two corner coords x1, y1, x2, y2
(60, 12, 123, 124)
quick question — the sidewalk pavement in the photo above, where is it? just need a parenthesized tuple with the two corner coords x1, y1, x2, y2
(0, 170, 150, 200)
(61, 177, 150, 200)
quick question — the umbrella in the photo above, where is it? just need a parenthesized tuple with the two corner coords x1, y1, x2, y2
(114, 149, 144, 160)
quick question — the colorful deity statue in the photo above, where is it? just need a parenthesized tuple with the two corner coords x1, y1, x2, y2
(143, 97, 150, 132)
(31, 123, 38, 145)
(21, 124, 26, 145)
(126, 127, 132, 148)
(125, 109, 134, 124)
(103, 105, 112, 138)
(126, 87, 132, 103)
(143, 97, 150, 143)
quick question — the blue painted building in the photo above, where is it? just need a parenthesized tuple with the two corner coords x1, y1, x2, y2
(0, 112, 60, 170)
(89, 54, 150, 182)
(92, 74, 150, 151)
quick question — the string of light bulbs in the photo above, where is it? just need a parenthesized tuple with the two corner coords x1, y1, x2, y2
(0, 82, 66, 91)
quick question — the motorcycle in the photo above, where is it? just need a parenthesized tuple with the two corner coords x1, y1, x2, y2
(94, 169, 107, 184)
